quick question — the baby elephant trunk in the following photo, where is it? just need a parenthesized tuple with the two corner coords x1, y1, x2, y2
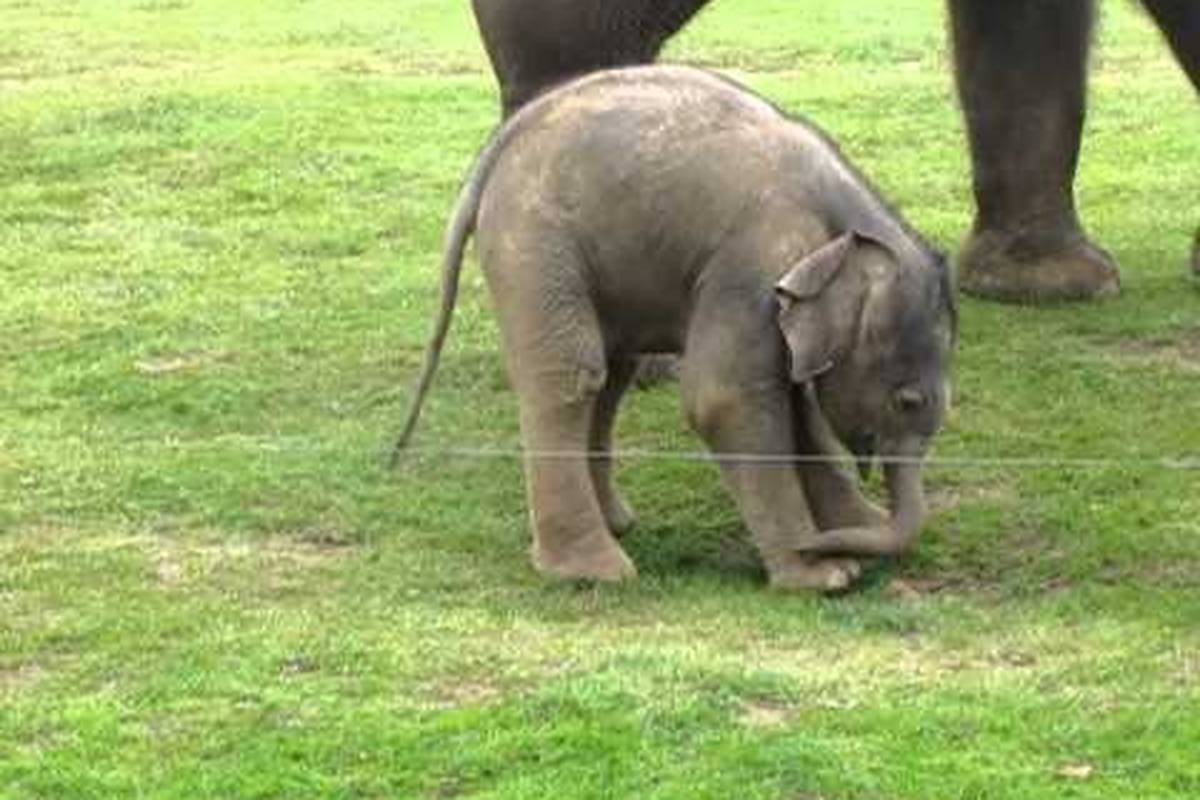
(803, 435, 929, 557)
(878, 449, 928, 555)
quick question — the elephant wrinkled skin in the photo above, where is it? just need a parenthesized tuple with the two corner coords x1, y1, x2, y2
(395, 67, 956, 592)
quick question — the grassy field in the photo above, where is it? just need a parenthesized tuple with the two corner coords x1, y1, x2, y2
(2, 1, 1198, 797)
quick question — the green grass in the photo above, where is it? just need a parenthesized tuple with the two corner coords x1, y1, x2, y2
(2, 1, 1198, 797)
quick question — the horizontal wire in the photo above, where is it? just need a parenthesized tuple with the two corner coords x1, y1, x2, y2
(119, 438, 1200, 470)
(398, 446, 1200, 470)
(90, 435, 1200, 470)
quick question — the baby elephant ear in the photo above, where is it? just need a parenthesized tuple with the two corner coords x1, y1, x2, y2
(775, 232, 857, 383)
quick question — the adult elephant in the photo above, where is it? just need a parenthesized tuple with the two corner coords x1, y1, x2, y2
(469, 0, 1200, 303)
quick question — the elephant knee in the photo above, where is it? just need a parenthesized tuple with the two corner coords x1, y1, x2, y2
(525, 364, 606, 410)
(683, 382, 745, 440)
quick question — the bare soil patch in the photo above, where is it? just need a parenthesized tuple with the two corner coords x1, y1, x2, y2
(1103, 328, 1200, 370)
(0, 662, 46, 697)
(737, 698, 796, 729)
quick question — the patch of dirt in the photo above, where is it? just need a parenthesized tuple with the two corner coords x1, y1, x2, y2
(1168, 645, 1198, 689)
(926, 482, 1017, 514)
(0, 662, 46, 696)
(419, 678, 505, 711)
(1093, 558, 1200, 591)
(133, 350, 233, 376)
(154, 552, 186, 587)
(1102, 328, 1200, 370)
(152, 533, 358, 592)
(338, 54, 483, 78)
(1056, 763, 1097, 781)
(429, 779, 469, 799)
(881, 577, 950, 601)
(737, 699, 795, 729)
(294, 527, 359, 551)
(888, 507, 1075, 599)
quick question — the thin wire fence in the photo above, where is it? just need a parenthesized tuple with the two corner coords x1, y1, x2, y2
(100, 434, 1200, 471)
(397, 446, 1200, 471)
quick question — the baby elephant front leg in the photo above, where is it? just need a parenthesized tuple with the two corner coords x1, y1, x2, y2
(682, 373, 862, 592)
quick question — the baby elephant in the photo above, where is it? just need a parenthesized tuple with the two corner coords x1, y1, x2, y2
(396, 65, 956, 592)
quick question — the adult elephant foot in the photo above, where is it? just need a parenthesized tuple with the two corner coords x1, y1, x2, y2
(958, 226, 1120, 303)
(949, 0, 1120, 304)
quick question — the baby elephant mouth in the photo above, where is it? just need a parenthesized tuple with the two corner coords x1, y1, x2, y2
(845, 431, 877, 480)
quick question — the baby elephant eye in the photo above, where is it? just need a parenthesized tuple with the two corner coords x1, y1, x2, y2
(892, 387, 926, 412)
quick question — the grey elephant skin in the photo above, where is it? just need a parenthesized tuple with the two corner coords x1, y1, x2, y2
(471, 0, 1199, 302)
(396, 66, 956, 592)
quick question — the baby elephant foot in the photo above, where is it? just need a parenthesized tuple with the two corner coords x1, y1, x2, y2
(533, 530, 637, 583)
(767, 553, 862, 593)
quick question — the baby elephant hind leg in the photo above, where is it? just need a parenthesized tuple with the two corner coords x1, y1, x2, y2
(518, 388, 637, 582)
(497, 295, 637, 583)
(588, 357, 639, 536)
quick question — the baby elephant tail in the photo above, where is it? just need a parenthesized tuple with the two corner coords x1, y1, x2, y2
(391, 175, 480, 463)
(390, 80, 582, 464)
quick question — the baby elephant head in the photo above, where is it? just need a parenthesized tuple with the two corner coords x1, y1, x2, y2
(775, 231, 956, 555)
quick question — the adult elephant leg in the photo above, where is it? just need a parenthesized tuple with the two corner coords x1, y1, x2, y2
(1142, 0, 1200, 85)
(588, 357, 638, 536)
(1139, 0, 1200, 276)
(472, 0, 713, 117)
(949, 0, 1120, 302)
